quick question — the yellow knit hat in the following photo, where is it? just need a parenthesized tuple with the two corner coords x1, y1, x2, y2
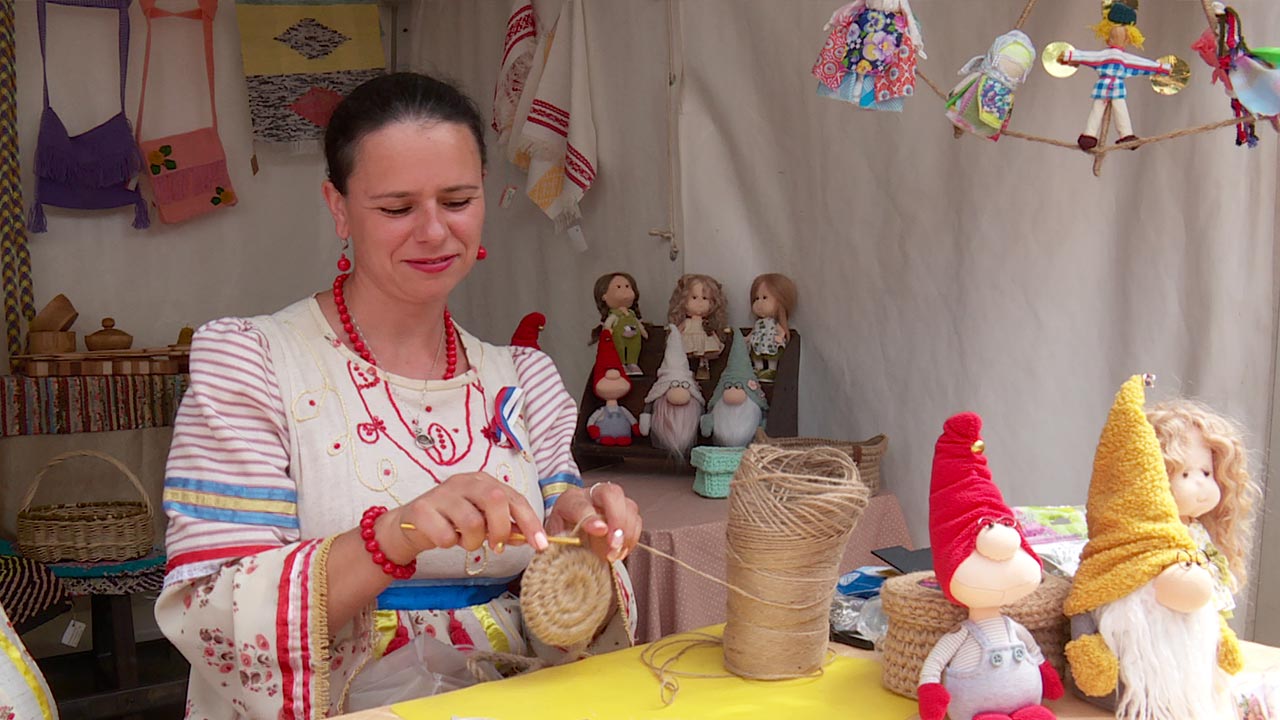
(1064, 375, 1198, 617)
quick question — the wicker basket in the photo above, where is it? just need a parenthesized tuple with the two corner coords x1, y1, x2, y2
(689, 446, 746, 498)
(753, 429, 887, 494)
(878, 571, 1070, 699)
(17, 450, 154, 562)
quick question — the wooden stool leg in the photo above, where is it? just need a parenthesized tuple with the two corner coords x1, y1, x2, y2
(91, 594, 139, 688)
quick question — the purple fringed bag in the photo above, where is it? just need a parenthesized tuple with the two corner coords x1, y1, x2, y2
(29, 0, 149, 232)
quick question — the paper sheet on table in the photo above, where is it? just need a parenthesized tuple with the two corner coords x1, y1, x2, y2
(392, 625, 918, 720)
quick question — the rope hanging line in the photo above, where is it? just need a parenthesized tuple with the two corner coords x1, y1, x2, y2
(913, 0, 1264, 176)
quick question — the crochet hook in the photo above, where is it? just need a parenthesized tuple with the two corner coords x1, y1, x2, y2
(397, 523, 582, 546)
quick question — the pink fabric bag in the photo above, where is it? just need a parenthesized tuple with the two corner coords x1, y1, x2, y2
(135, 0, 236, 224)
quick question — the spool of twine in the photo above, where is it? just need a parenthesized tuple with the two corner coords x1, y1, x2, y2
(722, 444, 869, 679)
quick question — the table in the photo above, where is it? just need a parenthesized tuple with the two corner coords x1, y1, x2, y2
(336, 635, 1280, 719)
(584, 460, 912, 643)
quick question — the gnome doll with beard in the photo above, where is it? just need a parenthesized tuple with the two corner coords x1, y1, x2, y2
(639, 325, 705, 458)
(699, 330, 768, 447)
(1064, 375, 1243, 720)
(918, 412, 1064, 720)
(585, 330, 640, 446)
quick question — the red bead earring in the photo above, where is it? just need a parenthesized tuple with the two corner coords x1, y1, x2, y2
(477, 246, 488, 261)
(337, 237, 352, 272)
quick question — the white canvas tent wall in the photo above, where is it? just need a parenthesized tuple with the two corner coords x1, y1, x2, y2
(6, 0, 1278, 648)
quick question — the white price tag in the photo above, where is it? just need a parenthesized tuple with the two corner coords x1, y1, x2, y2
(499, 185, 518, 208)
(61, 619, 86, 647)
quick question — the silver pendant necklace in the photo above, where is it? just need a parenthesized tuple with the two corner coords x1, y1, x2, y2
(349, 313, 446, 450)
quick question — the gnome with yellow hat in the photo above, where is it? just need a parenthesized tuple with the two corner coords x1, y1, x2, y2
(1064, 375, 1242, 719)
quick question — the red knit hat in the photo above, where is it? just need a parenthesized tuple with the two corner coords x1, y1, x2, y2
(510, 312, 546, 350)
(592, 330, 629, 390)
(929, 412, 1041, 605)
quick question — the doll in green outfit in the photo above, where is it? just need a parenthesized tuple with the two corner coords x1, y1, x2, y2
(1148, 399, 1261, 619)
(591, 272, 648, 376)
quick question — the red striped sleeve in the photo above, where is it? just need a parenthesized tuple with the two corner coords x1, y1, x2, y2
(511, 347, 581, 483)
(163, 318, 298, 574)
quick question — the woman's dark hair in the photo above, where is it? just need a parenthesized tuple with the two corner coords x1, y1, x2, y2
(324, 72, 487, 194)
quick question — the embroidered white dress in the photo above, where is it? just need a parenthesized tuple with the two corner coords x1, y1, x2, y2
(155, 298, 635, 719)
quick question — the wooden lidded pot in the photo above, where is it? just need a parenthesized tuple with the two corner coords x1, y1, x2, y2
(85, 318, 133, 351)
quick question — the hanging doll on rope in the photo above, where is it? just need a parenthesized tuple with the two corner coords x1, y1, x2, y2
(946, 30, 1037, 141)
(1056, 1, 1172, 152)
(812, 0, 926, 112)
(1191, 3, 1280, 148)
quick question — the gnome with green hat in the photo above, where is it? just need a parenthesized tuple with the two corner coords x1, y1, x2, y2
(699, 330, 769, 447)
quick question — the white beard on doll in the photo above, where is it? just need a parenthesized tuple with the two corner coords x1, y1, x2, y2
(650, 396, 702, 458)
(1095, 580, 1227, 720)
(710, 400, 762, 447)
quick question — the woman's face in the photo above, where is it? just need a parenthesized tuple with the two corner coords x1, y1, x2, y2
(324, 120, 485, 305)
(686, 280, 712, 317)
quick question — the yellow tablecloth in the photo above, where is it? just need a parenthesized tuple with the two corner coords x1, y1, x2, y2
(388, 625, 918, 720)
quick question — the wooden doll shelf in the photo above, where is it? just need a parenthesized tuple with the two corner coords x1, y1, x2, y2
(571, 324, 800, 469)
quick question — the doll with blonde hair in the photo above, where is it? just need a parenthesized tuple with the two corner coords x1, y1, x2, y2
(667, 274, 727, 380)
(1147, 398, 1260, 618)
(1056, 1, 1171, 151)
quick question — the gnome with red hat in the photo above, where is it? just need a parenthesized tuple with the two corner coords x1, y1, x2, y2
(917, 412, 1064, 720)
(586, 330, 640, 446)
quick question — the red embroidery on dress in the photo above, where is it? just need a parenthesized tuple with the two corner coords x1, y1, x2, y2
(347, 362, 498, 482)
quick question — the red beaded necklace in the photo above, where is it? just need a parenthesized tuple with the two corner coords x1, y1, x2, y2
(332, 272, 459, 379)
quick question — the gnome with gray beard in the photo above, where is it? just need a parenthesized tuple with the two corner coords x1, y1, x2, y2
(639, 326, 705, 458)
(699, 330, 769, 447)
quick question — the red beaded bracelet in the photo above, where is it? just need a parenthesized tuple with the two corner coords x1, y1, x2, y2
(360, 506, 417, 580)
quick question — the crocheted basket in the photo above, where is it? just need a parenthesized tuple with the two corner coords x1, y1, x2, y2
(878, 571, 1070, 699)
(689, 446, 746, 498)
(753, 429, 887, 495)
(17, 450, 153, 562)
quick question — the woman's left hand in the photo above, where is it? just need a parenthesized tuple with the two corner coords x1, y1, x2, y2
(545, 482, 642, 563)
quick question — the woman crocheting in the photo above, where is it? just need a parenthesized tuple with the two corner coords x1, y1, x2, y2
(155, 72, 642, 718)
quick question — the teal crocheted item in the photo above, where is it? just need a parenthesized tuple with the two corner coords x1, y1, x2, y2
(690, 446, 746, 498)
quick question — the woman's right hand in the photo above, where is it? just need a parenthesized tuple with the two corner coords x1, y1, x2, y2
(375, 472, 548, 565)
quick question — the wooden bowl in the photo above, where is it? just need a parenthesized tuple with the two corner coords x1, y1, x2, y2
(26, 331, 76, 354)
(29, 294, 78, 332)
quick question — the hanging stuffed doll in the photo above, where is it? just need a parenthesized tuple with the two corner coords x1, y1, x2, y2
(1055, 1, 1173, 151)
(1147, 398, 1261, 621)
(946, 30, 1037, 141)
(745, 273, 796, 382)
(591, 273, 647, 376)
(585, 330, 639, 446)
(1063, 375, 1242, 718)
(639, 325, 705, 458)
(917, 412, 1065, 720)
(812, 0, 926, 112)
(1191, 3, 1280, 148)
